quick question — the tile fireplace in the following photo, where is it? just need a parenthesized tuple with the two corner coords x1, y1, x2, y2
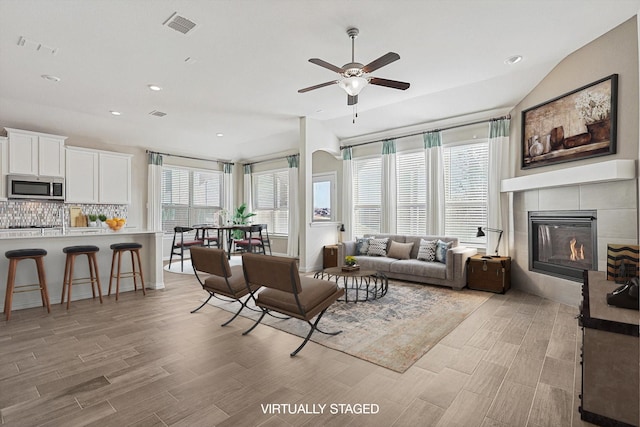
(528, 210, 597, 281)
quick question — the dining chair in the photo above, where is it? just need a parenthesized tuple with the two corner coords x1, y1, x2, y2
(168, 226, 203, 272)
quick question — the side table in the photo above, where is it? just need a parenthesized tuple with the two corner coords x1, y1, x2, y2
(323, 244, 342, 268)
(467, 255, 511, 293)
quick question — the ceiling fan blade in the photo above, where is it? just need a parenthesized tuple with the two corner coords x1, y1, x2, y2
(369, 77, 410, 90)
(347, 95, 358, 106)
(298, 80, 338, 93)
(362, 52, 400, 73)
(309, 58, 345, 74)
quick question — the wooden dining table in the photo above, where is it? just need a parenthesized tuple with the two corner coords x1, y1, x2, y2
(192, 224, 252, 259)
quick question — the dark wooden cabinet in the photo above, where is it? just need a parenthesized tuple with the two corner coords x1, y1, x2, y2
(323, 245, 341, 268)
(466, 255, 511, 293)
(579, 271, 639, 427)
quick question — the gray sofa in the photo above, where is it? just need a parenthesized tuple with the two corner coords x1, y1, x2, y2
(342, 234, 477, 290)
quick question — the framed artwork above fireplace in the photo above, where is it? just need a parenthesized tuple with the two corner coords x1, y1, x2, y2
(521, 74, 618, 169)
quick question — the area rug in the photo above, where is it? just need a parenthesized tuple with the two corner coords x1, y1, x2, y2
(164, 256, 242, 275)
(206, 280, 490, 373)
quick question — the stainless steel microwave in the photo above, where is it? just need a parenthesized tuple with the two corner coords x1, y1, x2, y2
(7, 174, 65, 201)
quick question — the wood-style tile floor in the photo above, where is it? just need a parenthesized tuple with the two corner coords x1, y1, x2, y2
(1, 269, 595, 426)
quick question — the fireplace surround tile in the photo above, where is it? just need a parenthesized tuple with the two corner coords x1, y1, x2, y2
(579, 179, 637, 209)
(538, 186, 580, 211)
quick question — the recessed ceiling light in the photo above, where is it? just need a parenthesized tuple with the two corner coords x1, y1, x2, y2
(148, 84, 162, 91)
(504, 55, 523, 65)
(41, 74, 61, 82)
(216, 133, 224, 137)
(110, 110, 122, 116)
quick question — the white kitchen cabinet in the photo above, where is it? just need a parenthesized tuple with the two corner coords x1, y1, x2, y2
(65, 146, 131, 204)
(0, 136, 7, 199)
(5, 128, 66, 177)
(65, 147, 99, 203)
(99, 151, 131, 204)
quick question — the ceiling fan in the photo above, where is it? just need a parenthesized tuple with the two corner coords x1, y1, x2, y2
(298, 27, 410, 107)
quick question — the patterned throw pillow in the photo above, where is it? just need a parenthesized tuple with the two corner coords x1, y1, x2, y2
(367, 238, 389, 257)
(417, 239, 437, 262)
(387, 241, 414, 260)
(355, 237, 372, 255)
(435, 239, 453, 264)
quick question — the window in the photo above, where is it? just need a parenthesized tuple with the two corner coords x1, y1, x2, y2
(443, 140, 488, 245)
(312, 172, 336, 222)
(161, 166, 222, 233)
(352, 157, 382, 237)
(396, 150, 426, 234)
(253, 169, 289, 235)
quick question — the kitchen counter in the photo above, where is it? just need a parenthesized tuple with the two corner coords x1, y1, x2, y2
(0, 229, 164, 313)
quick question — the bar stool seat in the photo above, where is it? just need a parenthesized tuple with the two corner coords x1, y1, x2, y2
(61, 245, 102, 309)
(4, 248, 50, 320)
(108, 242, 145, 301)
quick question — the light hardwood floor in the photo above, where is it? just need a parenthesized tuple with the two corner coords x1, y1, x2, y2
(0, 268, 596, 426)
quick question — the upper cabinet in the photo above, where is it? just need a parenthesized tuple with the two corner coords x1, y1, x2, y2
(66, 146, 131, 204)
(0, 136, 7, 200)
(5, 128, 66, 177)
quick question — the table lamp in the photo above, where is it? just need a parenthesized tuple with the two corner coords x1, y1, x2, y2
(476, 226, 503, 257)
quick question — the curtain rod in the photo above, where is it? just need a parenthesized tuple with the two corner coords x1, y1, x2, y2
(145, 149, 232, 165)
(340, 114, 510, 150)
(244, 153, 299, 166)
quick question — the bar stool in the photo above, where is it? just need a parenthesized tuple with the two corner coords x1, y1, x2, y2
(61, 245, 102, 309)
(4, 249, 50, 320)
(108, 243, 145, 301)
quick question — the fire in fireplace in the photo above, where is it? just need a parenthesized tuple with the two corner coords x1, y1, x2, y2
(528, 210, 597, 281)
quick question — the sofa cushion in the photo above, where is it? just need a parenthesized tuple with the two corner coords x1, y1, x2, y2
(389, 259, 447, 279)
(387, 241, 414, 260)
(367, 238, 389, 256)
(436, 240, 453, 264)
(355, 237, 371, 255)
(417, 239, 437, 261)
(354, 255, 395, 272)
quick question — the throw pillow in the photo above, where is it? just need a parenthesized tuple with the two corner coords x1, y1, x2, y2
(387, 241, 414, 260)
(367, 237, 389, 257)
(355, 237, 371, 255)
(417, 239, 437, 262)
(435, 239, 453, 264)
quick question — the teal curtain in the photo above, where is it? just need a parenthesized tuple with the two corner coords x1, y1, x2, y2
(243, 164, 252, 174)
(223, 162, 233, 174)
(342, 146, 352, 160)
(382, 139, 396, 155)
(287, 154, 299, 168)
(423, 131, 441, 149)
(147, 152, 163, 166)
(489, 118, 510, 138)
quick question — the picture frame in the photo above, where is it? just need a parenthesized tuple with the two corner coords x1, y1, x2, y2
(521, 74, 617, 169)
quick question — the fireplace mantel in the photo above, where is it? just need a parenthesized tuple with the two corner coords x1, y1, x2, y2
(501, 159, 636, 193)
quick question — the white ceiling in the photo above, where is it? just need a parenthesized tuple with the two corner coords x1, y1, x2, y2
(1, 0, 639, 162)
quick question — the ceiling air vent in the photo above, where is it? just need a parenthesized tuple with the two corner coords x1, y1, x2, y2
(149, 110, 167, 117)
(163, 12, 197, 35)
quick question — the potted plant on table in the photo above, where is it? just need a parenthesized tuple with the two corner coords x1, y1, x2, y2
(231, 203, 256, 239)
(343, 255, 359, 272)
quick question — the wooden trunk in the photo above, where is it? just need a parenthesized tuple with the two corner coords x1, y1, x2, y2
(466, 255, 511, 293)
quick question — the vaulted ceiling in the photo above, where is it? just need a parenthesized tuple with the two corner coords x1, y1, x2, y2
(1, 0, 639, 162)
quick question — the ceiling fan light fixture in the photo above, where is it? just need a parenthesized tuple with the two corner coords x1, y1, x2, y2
(338, 76, 368, 96)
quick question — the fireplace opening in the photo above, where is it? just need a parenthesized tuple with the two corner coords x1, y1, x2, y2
(528, 210, 597, 281)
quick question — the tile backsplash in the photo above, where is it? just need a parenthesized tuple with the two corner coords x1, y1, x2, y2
(0, 200, 128, 228)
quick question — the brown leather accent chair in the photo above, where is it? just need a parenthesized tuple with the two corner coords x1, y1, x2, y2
(190, 246, 259, 326)
(241, 253, 345, 356)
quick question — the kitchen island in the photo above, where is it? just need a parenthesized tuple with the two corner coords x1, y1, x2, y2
(0, 228, 164, 313)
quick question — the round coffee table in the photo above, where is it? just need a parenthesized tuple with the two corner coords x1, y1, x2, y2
(314, 267, 388, 303)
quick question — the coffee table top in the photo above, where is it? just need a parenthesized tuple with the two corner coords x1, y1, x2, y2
(321, 267, 378, 278)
